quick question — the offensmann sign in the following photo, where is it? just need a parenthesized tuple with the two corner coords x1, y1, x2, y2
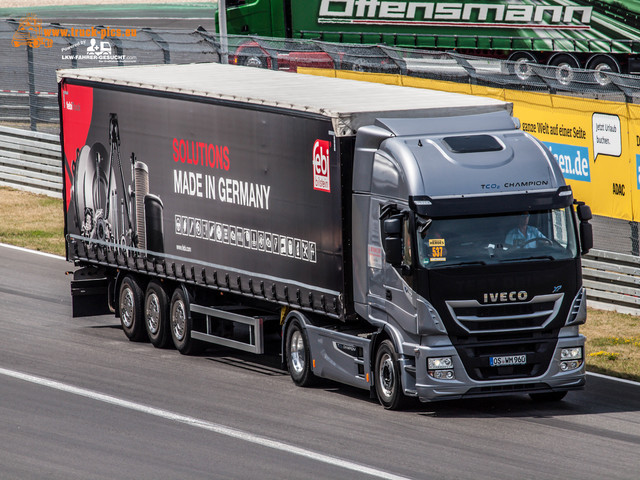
(318, 1, 592, 29)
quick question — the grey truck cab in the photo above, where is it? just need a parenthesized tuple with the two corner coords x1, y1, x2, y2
(344, 111, 591, 407)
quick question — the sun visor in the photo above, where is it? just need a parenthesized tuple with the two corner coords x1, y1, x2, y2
(410, 186, 574, 217)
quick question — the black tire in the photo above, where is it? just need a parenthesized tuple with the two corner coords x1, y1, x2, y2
(144, 281, 171, 348)
(375, 339, 409, 410)
(169, 287, 199, 355)
(586, 54, 620, 86)
(507, 51, 538, 81)
(286, 319, 316, 387)
(240, 48, 267, 69)
(118, 276, 147, 342)
(548, 53, 580, 86)
(529, 391, 568, 403)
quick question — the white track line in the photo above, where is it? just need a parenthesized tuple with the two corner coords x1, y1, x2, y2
(0, 242, 65, 260)
(587, 371, 640, 387)
(0, 367, 412, 480)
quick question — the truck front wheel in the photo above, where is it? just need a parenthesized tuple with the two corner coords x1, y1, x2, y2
(144, 281, 170, 348)
(119, 276, 146, 342)
(375, 340, 409, 410)
(286, 320, 316, 387)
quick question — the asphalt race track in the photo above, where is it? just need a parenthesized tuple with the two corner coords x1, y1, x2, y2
(0, 244, 639, 479)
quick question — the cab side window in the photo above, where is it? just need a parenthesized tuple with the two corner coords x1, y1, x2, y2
(402, 217, 412, 267)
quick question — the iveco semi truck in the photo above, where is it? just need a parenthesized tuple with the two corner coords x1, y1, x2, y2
(59, 63, 592, 409)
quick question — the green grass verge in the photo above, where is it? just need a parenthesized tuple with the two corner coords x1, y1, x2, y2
(0, 187, 65, 256)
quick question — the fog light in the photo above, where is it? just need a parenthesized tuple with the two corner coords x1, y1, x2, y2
(561, 347, 583, 360)
(430, 369, 455, 380)
(560, 360, 583, 371)
(428, 357, 453, 370)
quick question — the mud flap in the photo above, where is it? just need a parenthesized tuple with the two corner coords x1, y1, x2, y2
(70, 266, 111, 317)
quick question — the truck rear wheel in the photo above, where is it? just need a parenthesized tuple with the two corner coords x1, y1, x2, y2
(375, 340, 409, 410)
(286, 320, 316, 387)
(144, 281, 170, 348)
(169, 287, 199, 355)
(119, 276, 147, 342)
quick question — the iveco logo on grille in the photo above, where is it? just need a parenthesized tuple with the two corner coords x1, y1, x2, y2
(482, 291, 528, 303)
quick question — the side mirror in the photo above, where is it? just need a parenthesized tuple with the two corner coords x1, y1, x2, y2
(576, 202, 593, 255)
(577, 203, 592, 222)
(382, 216, 403, 266)
(580, 222, 593, 255)
(383, 217, 402, 235)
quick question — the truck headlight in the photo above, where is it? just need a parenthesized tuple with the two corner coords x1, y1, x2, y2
(428, 356, 455, 379)
(561, 347, 582, 360)
(560, 347, 583, 371)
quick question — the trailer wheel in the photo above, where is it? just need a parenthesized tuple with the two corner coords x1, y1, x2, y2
(507, 52, 537, 81)
(119, 276, 146, 342)
(375, 340, 409, 410)
(586, 54, 620, 86)
(529, 391, 567, 403)
(170, 288, 199, 355)
(144, 281, 170, 348)
(286, 320, 316, 387)
(548, 53, 580, 86)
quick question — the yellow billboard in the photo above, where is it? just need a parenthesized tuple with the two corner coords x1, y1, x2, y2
(301, 68, 638, 220)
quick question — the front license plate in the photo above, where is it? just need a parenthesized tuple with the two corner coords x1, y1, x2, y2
(489, 355, 526, 367)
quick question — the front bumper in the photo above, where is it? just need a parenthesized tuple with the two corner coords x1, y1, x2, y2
(405, 335, 586, 402)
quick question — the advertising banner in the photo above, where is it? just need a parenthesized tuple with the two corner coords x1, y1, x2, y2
(309, 68, 640, 220)
(506, 91, 632, 220)
(61, 81, 344, 295)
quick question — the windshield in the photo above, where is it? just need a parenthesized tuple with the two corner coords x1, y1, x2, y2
(416, 207, 578, 268)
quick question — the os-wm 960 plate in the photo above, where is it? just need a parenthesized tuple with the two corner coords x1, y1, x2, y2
(489, 355, 527, 367)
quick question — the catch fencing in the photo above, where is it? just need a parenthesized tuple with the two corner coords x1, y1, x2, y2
(4, 19, 640, 133)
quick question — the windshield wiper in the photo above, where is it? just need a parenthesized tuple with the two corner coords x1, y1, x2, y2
(501, 255, 554, 263)
(443, 260, 487, 267)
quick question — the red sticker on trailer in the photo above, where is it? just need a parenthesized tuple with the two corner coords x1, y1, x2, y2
(60, 82, 93, 210)
(313, 139, 330, 192)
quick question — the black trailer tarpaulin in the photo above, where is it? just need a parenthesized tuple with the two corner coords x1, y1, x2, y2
(61, 80, 345, 314)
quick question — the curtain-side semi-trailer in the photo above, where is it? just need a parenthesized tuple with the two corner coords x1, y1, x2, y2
(59, 63, 593, 409)
(221, 0, 640, 82)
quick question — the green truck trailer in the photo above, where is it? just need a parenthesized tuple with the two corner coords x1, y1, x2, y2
(219, 0, 640, 84)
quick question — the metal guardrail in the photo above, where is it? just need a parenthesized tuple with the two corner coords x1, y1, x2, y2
(583, 249, 640, 316)
(0, 125, 61, 197)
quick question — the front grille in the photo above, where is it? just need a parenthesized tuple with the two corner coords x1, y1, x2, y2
(455, 336, 557, 380)
(445, 293, 563, 334)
